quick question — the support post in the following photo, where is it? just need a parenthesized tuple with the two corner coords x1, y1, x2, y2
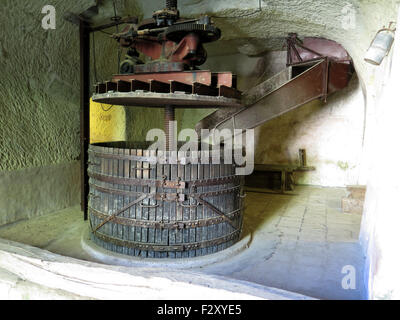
(80, 21, 90, 221)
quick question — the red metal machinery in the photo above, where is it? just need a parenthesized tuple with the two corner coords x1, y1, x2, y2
(93, 0, 241, 151)
(93, 1, 355, 144)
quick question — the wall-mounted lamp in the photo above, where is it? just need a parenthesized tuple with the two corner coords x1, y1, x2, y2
(364, 22, 396, 65)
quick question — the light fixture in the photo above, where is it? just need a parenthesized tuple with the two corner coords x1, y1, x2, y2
(365, 22, 396, 65)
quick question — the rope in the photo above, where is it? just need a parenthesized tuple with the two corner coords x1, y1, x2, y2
(100, 104, 114, 112)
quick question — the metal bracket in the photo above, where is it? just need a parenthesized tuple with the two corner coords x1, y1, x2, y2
(156, 193, 186, 202)
(92, 193, 151, 233)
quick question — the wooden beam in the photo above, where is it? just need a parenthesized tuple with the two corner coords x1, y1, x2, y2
(80, 21, 90, 221)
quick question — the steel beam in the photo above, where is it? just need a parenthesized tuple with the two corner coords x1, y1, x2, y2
(212, 59, 328, 133)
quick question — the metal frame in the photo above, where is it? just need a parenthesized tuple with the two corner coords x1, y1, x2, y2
(80, 21, 90, 221)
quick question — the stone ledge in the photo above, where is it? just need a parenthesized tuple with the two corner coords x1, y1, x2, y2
(0, 237, 314, 300)
(81, 227, 252, 269)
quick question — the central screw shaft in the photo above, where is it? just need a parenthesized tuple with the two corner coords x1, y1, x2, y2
(164, 106, 175, 151)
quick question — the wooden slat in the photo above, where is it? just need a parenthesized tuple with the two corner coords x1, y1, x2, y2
(128, 149, 136, 256)
(203, 162, 211, 255)
(189, 156, 197, 258)
(218, 161, 225, 252)
(106, 147, 113, 252)
(211, 163, 219, 254)
(170, 152, 179, 259)
(95, 147, 104, 246)
(175, 151, 184, 258)
(184, 158, 192, 257)
(191, 157, 201, 257)
(142, 149, 150, 255)
(99, 147, 106, 249)
(162, 159, 170, 258)
(198, 160, 206, 256)
(178, 152, 187, 258)
(123, 148, 130, 256)
(155, 151, 163, 258)
(101, 147, 108, 251)
(148, 149, 157, 258)
(113, 147, 121, 254)
(136, 148, 144, 257)
(117, 148, 124, 254)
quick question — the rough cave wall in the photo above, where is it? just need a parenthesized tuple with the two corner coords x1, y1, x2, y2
(0, 0, 114, 226)
(0, 1, 82, 172)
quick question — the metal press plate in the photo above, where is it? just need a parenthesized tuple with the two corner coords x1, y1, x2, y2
(92, 91, 243, 109)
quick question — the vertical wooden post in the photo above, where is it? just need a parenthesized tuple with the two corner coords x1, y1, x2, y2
(280, 170, 286, 194)
(80, 21, 90, 221)
(299, 149, 307, 167)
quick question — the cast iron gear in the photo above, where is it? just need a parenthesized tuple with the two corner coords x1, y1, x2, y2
(163, 23, 221, 43)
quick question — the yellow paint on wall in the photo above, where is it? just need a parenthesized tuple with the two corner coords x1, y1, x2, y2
(90, 99, 126, 144)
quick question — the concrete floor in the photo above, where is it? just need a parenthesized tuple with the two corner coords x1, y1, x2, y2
(0, 186, 365, 300)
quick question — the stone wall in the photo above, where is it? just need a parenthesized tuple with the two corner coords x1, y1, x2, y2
(0, 0, 107, 225)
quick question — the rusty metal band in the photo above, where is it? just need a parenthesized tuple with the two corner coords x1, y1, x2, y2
(191, 185, 241, 198)
(187, 175, 241, 187)
(88, 149, 224, 163)
(90, 182, 142, 197)
(92, 193, 151, 233)
(188, 185, 243, 230)
(90, 170, 239, 190)
(90, 182, 240, 200)
(88, 171, 186, 189)
(88, 150, 157, 163)
(194, 196, 237, 229)
(89, 207, 242, 229)
(93, 229, 241, 252)
(89, 183, 185, 202)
